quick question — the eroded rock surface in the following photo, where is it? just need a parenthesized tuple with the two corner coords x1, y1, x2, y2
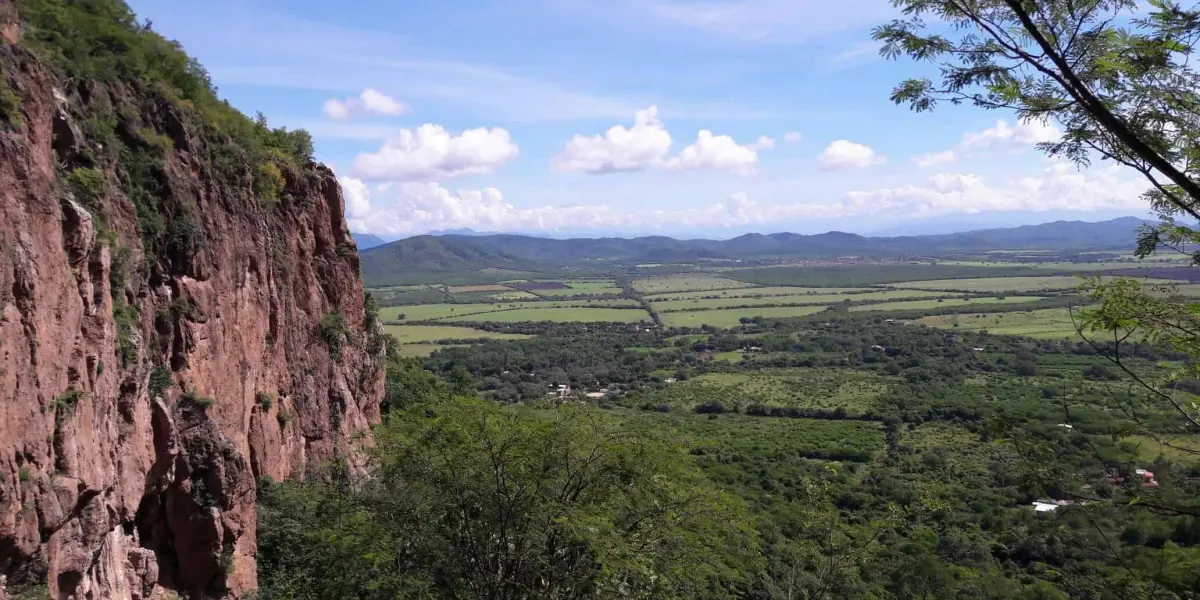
(0, 2, 384, 597)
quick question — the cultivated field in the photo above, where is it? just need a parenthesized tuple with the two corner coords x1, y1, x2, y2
(848, 296, 1046, 312)
(912, 308, 1083, 338)
(660, 305, 827, 328)
(383, 325, 533, 343)
(533, 280, 624, 296)
(443, 307, 651, 323)
(645, 286, 870, 300)
(893, 275, 1179, 292)
(650, 290, 954, 312)
(633, 274, 755, 294)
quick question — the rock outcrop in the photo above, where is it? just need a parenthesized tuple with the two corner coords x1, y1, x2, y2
(0, 1, 385, 597)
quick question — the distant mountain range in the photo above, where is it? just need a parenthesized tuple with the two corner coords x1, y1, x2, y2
(352, 233, 388, 250)
(358, 217, 1150, 285)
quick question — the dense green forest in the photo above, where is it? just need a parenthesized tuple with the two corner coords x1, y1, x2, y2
(258, 312, 1200, 599)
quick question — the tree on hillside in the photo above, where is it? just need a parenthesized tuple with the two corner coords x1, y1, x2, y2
(258, 399, 760, 600)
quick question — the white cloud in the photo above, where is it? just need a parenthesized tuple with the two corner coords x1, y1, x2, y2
(346, 160, 1144, 236)
(911, 150, 958, 168)
(346, 184, 845, 235)
(323, 88, 411, 120)
(842, 162, 1145, 217)
(817, 140, 887, 171)
(340, 176, 371, 218)
(909, 119, 1060, 167)
(961, 119, 1060, 151)
(352, 124, 519, 181)
(783, 131, 804, 143)
(664, 131, 772, 175)
(750, 136, 775, 151)
(552, 106, 673, 173)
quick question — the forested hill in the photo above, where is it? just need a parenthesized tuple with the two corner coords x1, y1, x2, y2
(359, 217, 1148, 280)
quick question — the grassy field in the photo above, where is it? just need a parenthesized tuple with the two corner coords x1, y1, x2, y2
(443, 307, 651, 323)
(894, 275, 1181, 292)
(849, 296, 1046, 312)
(382, 299, 640, 322)
(725, 264, 1047, 287)
(913, 307, 1084, 338)
(650, 290, 954, 312)
(447, 284, 511, 293)
(645, 286, 872, 300)
(383, 325, 533, 343)
(1123, 434, 1200, 464)
(483, 291, 540, 301)
(380, 303, 524, 321)
(535, 281, 624, 296)
(892, 276, 1090, 292)
(660, 305, 827, 328)
(633, 274, 756, 294)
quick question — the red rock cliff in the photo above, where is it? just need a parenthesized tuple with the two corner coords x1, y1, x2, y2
(0, 1, 385, 598)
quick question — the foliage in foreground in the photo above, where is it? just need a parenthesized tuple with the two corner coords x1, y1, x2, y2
(258, 397, 759, 600)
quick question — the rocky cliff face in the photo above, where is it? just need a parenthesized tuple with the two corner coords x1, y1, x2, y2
(0, 1, 384, 598)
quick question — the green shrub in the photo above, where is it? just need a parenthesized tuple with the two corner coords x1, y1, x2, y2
(148, 364, 172, 399)
(0, 71, 21, 126)
(319, 312, 349, 359)
(363, 293, 379, 329)
(255, 161, 285, 204)
(256, 391, 274, 410)
(66, 167, 107, 210)
(18, 467, 31, 482)
(54, 389, 85, 413)
(276, 410, 291, 427)
(182, 388, 215, 409)
(112, 302, 139, 367)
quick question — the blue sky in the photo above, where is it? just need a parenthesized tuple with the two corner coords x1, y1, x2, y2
(127, 0, 1151, 239)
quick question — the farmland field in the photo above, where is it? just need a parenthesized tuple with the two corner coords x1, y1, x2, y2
(725, 264, 1048, 287)
(893, 275, 1180, 292)
(447, 284, 511, 293)
(633, 274, 756, 294)
(533, 280, 624, 296)
(892, 276, 1089, 292)
(649, 289, 954, 312)
(443, 307, 651, 323)
(848, 296, 1046, 312)
(383, 325, 533, 343)
(912, 307, 1084, 338)
(645, 286, 871, 300)
(659, 305, 827, 328)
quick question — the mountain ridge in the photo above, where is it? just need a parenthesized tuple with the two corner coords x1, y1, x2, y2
(360, 217, 1149, 284)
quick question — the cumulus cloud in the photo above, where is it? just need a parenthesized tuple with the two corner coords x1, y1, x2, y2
(352, 124, 519, 181)
(323, 88, 411, 120)
(817, 140, 887, 171)
(346, 160, 1145, 236)
(340, 176, 372, 218)
(961, 119, 1060, 151)
(911, 119, 1062, 167)
(911, 150, 958, 168)
(841, 162, 1144, 217)
(783, 131, 804, 143)
(552, 106, 673, 173)
(664, 131, 773, 175)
